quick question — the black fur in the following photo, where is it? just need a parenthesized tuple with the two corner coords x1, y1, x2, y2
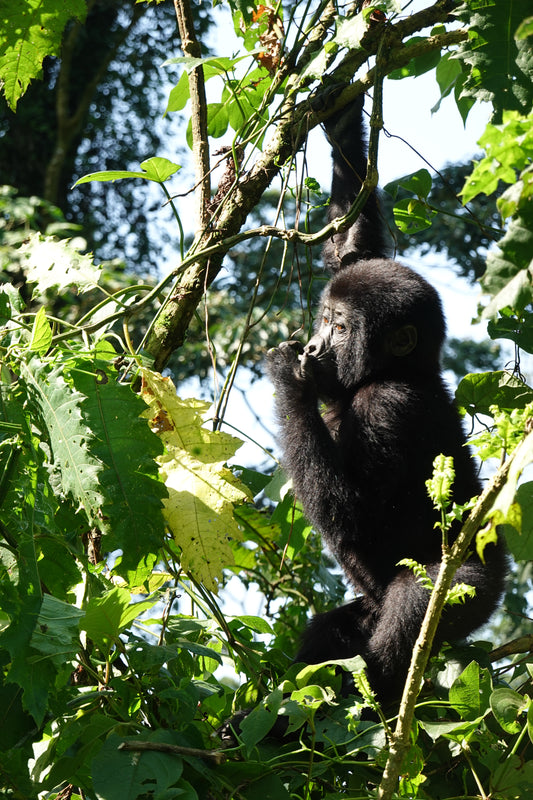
(266, 96, 506, 703)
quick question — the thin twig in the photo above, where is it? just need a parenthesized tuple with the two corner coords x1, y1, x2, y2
(118, 740, 226, 765)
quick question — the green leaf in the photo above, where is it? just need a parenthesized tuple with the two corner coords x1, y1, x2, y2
(164, 70, 190, 114)
(456, 1, 533, 117)
(0, 0, 86, 110)
(449, 661, 491, 721)
(81, 587, 156, 653)
(488, 313, 533, 354)
(434, 52, 463, 106)
(461, 112, 533, 205)
(385, 169, 433, 200)
(231, 615, 273, 635)
(162, 53, 250, 72)
(92, 731, 185, 800)
(271, 491, 312, 561)
(481, 195, 533, 311)
(30, 594, 83, 668)
(388, 35, 441, 80)
(391, 198, 436, 234)
(503, 482, 533, 561)
(29, 307, 52, 355)
(456, 371, 533, 416)
(239, 688, 283, 752)
(0, 683, 34, 750)
(490, 687, 528, 733)
(482, 264, 533, 319)
(73, 157, 181, 187)
(67, 353, 167, 583)
(207, 102, 230, 139)
(20, 356, 105, 529)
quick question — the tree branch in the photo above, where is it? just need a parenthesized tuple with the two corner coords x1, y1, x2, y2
(118, 740, 226, 765)
(490, 635, 533, 662)
(174, 0, 210, 230)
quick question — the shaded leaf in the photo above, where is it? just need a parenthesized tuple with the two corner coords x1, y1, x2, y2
(456, 1, 533, 118)
(490, 687, 528, 733)
(68, 352, 167, 583)
(503, 482, 533, 561)
(92, 732, 185, 800)
(456, 371, 533, 416)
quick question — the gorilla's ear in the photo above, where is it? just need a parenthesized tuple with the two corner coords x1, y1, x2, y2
(389, 324, 417, 357)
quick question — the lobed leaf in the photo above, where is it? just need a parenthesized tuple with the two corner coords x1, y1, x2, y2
(141, 369, 250, 591)
(456, 1, 533, 118)
(0, 0, 86, 110)
(67, 351, 168, 584)
(19, 356, 105, 527)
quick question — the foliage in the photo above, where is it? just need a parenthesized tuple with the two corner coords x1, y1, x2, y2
(384, 162, 504, 281)
(1, 1, 533, 799)
(0, 0, 86, 110)
(0, 1, 214, 270)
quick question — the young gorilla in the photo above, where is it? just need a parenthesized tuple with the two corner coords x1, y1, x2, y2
(266, 95, 506, 703)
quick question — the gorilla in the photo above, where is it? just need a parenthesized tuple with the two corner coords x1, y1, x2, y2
(266, 95, 506, 702)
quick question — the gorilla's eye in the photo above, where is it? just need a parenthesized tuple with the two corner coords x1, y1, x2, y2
(336, 324, 345, 332)
(323, 316, 329, 325)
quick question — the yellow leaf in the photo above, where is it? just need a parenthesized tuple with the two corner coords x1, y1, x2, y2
(141, 368, 251, 591)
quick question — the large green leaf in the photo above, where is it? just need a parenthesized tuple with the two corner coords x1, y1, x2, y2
(456, 371, 533, 416)
(67, 350, 167, 584)
(0, 0, 86, 110)
(481, 202, 533, 311)
(92, 731, 186, 800)
(20, 356, 105, 528)
(456, 0, 533, 118)
(19, 350, 167, 585)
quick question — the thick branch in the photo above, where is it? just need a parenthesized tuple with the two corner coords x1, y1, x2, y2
(174, 0, 210, 230)
(490, 635, 533, 662)
(377, 429, 533, 800)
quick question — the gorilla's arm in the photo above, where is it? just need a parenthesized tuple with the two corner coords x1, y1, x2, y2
(323, 94, 390, 270)
(266, 342, 358, 544)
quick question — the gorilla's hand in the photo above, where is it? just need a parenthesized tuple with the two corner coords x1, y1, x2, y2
(266, 341, 317, 402)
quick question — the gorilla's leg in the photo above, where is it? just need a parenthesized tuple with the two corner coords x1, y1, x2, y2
(364, 553, 506, 702)
(295, 597, 374, 664)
